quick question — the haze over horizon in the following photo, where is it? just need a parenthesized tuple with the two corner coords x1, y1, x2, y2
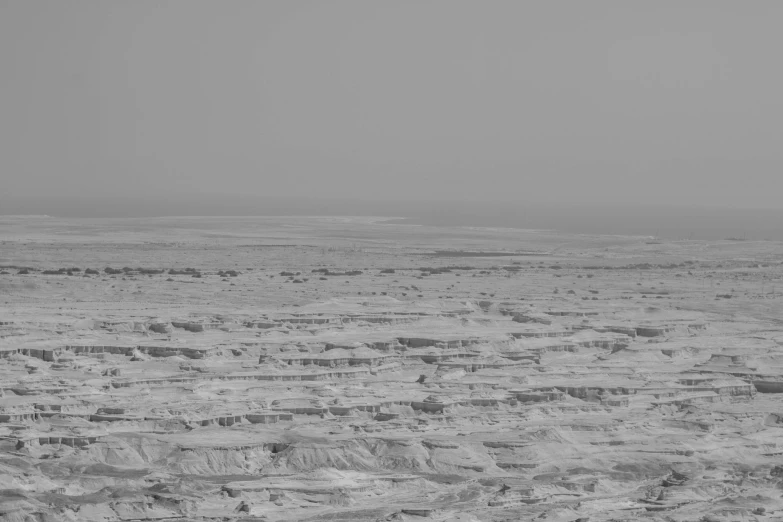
(2, 195, 783, 241)
(2, 1, 783, 215)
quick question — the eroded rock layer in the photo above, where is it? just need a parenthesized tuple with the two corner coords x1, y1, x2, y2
(1, 216, 783, 521)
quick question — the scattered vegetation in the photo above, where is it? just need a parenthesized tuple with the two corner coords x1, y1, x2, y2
(311, 269, 363, 276)
(418, 267, 454, 275)
(40, 267, 83, 275)
(138, 268, 165, 275)
(169, 268, 199, 275)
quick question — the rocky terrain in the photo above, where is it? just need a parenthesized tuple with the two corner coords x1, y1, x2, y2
(1, 215, 783, 521)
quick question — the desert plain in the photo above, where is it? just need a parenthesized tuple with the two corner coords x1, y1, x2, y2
(1, 215, 783, 522)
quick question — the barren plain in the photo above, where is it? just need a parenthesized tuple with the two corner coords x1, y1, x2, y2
(1, 215, 783, 522)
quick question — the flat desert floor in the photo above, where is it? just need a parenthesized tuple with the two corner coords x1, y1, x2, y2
(1, 215, 783, 522)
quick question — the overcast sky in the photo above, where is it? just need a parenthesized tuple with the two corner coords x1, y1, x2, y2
(2, 1, 782, 209)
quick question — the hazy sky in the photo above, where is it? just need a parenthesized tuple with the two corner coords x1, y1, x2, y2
(2, 1, 782, 208)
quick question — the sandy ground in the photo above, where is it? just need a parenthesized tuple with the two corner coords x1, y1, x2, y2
(1, 215, 783, 521)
